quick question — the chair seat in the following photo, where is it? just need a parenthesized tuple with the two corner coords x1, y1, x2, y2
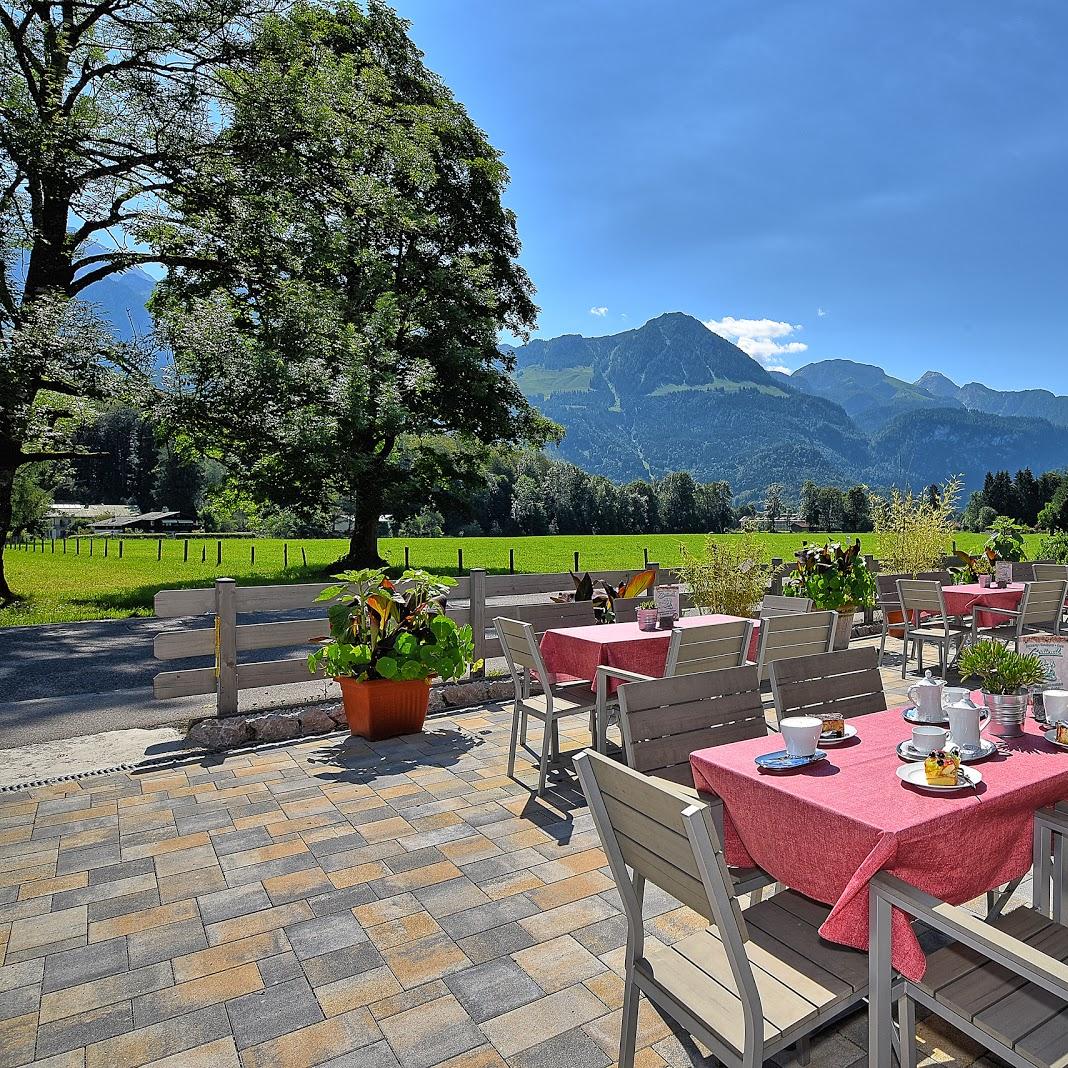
(636, 891, 867, 1059)
(521, 685, 596, 718)
(908, 622, 971, 639)
(920, 906, 1068, 1068)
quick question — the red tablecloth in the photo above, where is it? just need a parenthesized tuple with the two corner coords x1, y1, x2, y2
(941, 582, 1025, 629)
(539, 615, 759, 693)
(690, 706, 1068, 981)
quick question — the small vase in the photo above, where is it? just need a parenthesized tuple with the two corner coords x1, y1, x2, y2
(635, 608, 659, 632)
(978, 575, 990, 588)
(981, 689, 1028, 738)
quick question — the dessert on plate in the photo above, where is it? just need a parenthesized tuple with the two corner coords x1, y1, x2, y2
(924, 749, 961, 787)
(1056, 722, 1068, 746)
(818, 713, 846, 739)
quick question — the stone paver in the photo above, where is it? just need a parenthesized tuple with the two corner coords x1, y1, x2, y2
(0, 643, 1023, 1066)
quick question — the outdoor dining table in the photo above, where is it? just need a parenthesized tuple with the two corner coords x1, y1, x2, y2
(941, 581, 1025, 629)
(538, 613, 760, 693)
(690, 703, 1068, 981)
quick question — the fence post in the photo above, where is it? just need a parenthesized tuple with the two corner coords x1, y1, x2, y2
(104, 538, 109, 558)
(643, 547, 649, 567)
(76, 538, 80, 555)
(770, 558, 783, 596)
(469, 568, 487, 676)
(201, 543, 206, 563)
(457, 546, 463, 574)
(216, 540, 222, 566)
(509, 548, 515, 574)
(184, 539, 189, 563)
(404, 545, 410, 568)
(251, 544, 255, 567)
(301, 547, 307, 567)
(89, 538, 93, 557)
(215, 578, 239, 716)
(50, 537, 54, 553)
(118, 540, 123, 559)
(283, 543, 288, 569)
(62, 536, 66, 554)
(574, 550, 580, 572)
(157, 538, 162, 561)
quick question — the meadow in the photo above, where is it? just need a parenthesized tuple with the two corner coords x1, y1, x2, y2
(1, 530, 1043, 627)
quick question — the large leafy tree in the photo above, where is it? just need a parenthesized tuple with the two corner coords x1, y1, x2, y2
(153, 1, 551, 566)
(0, 0, 271, 601)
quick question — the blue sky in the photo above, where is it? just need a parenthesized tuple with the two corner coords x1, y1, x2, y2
(397, 0, 1068, 391)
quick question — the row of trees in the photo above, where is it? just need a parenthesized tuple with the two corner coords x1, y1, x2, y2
(961, 468, 1068, 532)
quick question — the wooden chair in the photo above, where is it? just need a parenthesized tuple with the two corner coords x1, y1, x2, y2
(594, 619, 753, 752)
(614, 666, 773, 898)
(972, 579, 1068, 648)
(1033, 563, 1068, 582)
(751, 610, 837, 684)
(769, 647, 887, 729)
(575, 749, 870, 1068)
(869, 857, 1068, 1068)
(896, 579, 971, 679)
(876, 574, 905, 667)
(494, 616, 598, 796)
(760, 594, 814, 618)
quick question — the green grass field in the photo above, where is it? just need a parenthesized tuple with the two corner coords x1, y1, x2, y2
(1, 531, 1045, 627)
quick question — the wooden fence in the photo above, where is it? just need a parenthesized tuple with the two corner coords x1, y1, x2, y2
(152, 564, 661, 716)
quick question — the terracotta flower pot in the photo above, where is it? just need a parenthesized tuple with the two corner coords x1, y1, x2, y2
(336, 677, 431, 741)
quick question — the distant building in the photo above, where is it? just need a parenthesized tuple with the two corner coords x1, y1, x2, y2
(46, 503, 138, 538)
(90, 510, 197, 534)
(741, 513, 811, 533)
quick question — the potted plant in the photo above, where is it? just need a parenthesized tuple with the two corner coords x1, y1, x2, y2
(957, 639, 1046, 737)
(953, 547, 995, 587)
(677, 533, 780, 618)
(308, 568, 480, 740)
(781, 539, 876, 649)
(635, 600, 659, 631)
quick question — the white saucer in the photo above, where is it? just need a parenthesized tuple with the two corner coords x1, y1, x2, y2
(817, 724, 858, 746)
(896, 738, 998, 763)
(896, 763, 983, 793)
(1043, 729, 1068, 751)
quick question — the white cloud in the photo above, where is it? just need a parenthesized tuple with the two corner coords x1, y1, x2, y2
(702, 316, 808, 372)
(817, 307, 827, 317)
(589, 306, 608, 317)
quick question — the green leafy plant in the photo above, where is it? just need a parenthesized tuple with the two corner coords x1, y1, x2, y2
(782, 539, 875, 612)
(957, 640, 1046, 695)
(308, 568, 479, 683)
(870, 475, 962, 575)
(1039, 532, 1068, 564)
(985, 517, 1027, 562)
(953, 546, 995, 579)
(638, 599, 656, 610)
(676, 533, 780, 618)
(553, 568, 655, 622)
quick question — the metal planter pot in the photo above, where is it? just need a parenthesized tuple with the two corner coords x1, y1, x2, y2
(981, 690, 1029, 738)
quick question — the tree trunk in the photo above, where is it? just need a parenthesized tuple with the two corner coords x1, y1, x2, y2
(0, 465, 16, 604)
(342, 497, 386, 569)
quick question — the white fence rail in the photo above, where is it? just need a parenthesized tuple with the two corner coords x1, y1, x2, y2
(152, 564, 660, 716)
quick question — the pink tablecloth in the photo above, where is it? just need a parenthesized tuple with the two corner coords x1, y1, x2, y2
(539, 615, 760, 693)
(941, 582, 1025, 629)
(690, 707, 1068, 981)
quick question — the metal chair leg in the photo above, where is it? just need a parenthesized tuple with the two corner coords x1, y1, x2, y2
(536, 715, 553, 796)
(618, 966, 640, 1068)
(506, 701, 521, 779)
(896, 994, 916, 1068)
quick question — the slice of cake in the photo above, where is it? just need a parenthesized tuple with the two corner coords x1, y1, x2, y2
(924, 749, 961, 787)
(818, 713, 845, 739)
(1056, 722, 1068, 746)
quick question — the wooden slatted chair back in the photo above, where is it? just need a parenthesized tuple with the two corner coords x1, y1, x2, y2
(770, 647, 886, 728)
(616, 665, 765, 788)
(897, 579, 946, 617)
(876, 574, 901, 610)
(754, 610, 837, 683)
(494, 616, 542, 672)
(1033, 563, 1068, 582)
(914, 571, 952, 584)
(612, 597, 642, 623)
(574, 750, 749, 944)
(760, 594, 813, 618)
(1019, 580, 1068, 631)
(664, 619, 754, 677)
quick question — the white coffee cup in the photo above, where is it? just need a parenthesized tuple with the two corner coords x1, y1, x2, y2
(911, 725, 948, 755)
(780, 716, 823, 758)
(1044, 690, 1068, 723)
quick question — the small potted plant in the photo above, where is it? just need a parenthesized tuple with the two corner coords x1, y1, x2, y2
(781, 539, 876, 649)
(635, 600, 659, 631)
(954, 547, 995, 587)
(957, 639, 1046, 737)
(308, 568, 480, 741)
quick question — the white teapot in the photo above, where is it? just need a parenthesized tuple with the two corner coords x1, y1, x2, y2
(907, 671, 945, 723)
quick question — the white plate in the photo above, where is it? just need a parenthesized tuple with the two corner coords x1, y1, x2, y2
(1043, 729, 1068, 751)
(817, 724, 858, 746)
(896, 762, 983, 793)
(896, 738, 998, 763)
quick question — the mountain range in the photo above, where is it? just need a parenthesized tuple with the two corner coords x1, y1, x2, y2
(511, 312, 1068, 498)
(74, 270, 1068, 499)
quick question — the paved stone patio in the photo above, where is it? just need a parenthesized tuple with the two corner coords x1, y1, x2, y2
(0, 642, 1015, 1067)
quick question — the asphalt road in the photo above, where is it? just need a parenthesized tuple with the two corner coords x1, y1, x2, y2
(0, 610, 331, 748)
